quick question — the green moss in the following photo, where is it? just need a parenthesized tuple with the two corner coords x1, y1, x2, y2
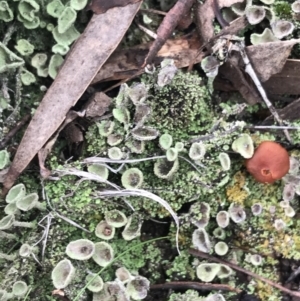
(147, 71, 213, 141)
(167, 290, 208, 301)
(165, 250, 194, 280)
(273, 1, 292, 19)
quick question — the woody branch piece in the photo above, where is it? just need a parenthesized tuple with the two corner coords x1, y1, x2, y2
(189, 248, 300, 298)
(143, 0, 195, 66)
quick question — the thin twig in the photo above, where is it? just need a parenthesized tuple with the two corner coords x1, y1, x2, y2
(247, 125, 300, 130)
(237, 42, 292, 143)
(2, 23, 16, 45)
(136, 22, 158, 39)
(286, 266, 300, 284)
(0, 114, 30, 149)
(151, 281, 241, 293)
(189, 248, 300, 298)
(189, 122, 245, 143)
(139, 8, 167, 16)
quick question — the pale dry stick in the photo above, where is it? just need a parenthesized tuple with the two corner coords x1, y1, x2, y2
(189, 248, 300, 298)
(33, 213, 53, 260)
(83, 155, 166, 164)
(151, 281, 241, 293)
(136, 23, 158, 39)
(190, 121, 246, 143)
(286, 266, 300, 283)
(2, 23, 16, 45)
(247, 125, 300, 130)
(139, 8, 167, 16)
(236, 41, 292, 143)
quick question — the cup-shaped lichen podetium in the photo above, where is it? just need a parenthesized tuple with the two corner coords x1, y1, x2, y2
(0, 290, 13, 300)
(192, 228, 211, 253)
(122, 213, 143, 241)
(196, 263, 220, 282)
(216, 211, 230, 228)
(92, 242, 114, 267)
(218, 152, 231, 171)
(189, 202, 210, 228)
(154, 158, 179, 180)
(88, 164, 109, 181)
(245, 5, 266, 25)
(85, 273, 104, 293)
(16, 193, 46, 211)
(5, 183, 26, 204)
(159, 133, 173, 150)
(95, 220, 115, 240)
(51, 259, 76, 289)
(19, 243, 39, 258)
(115, 267, 133, 284)
(214, 242, 229, 256)
(231, 134, 254, 159)
(228, 203, 246, 224)
(121, 168, 144, 189)
(126, 276, 150, 300)
(250, 28, 279, 45)
(105, 210, 127, 228)
(271, 20, 294, 39)
(0, 214, 35, 230)
(206, 294, 226, 301)
(217, 264, 233, 279)
(189, 142, 206, 161)
(65, 239, 95, 260)
(12, 281, 28, 297)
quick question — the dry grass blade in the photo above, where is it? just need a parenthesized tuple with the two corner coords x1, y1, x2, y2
(99, 189, 181, 254)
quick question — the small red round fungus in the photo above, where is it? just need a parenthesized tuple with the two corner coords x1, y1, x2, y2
(245, 141, 290, 184)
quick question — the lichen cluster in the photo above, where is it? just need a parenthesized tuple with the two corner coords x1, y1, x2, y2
(1, 1, 300, 295)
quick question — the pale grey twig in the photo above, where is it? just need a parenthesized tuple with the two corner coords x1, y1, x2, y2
(236, 41, 292, 143)
(190, 121, 245, 143)
(247, 125, 300, 130)
(136, 22, 158, 39)
(33, 213, 53, 260)
(83, 155, 166, 164)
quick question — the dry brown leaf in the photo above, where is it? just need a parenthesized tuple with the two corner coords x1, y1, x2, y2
(87, 0, 141, 14)
(264, 59, 300, 95)
(263, 98, 300, 123)
(92, 32, 202, 84)
(84, 92, 112, 117)
(38, 110, 85, 179)
(3, 2, 141, 194)
(215, 59, 300, 96)
(195, 0, 244, 44)
(246, 39, 300, 82)
(143, 0, 194, 65)
(218, 56, 261, 105)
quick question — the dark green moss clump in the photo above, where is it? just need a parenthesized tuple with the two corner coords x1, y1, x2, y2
(148, 72, 213, 141)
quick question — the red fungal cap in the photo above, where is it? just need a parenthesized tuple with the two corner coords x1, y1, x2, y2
(245, 141, 290, 184)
